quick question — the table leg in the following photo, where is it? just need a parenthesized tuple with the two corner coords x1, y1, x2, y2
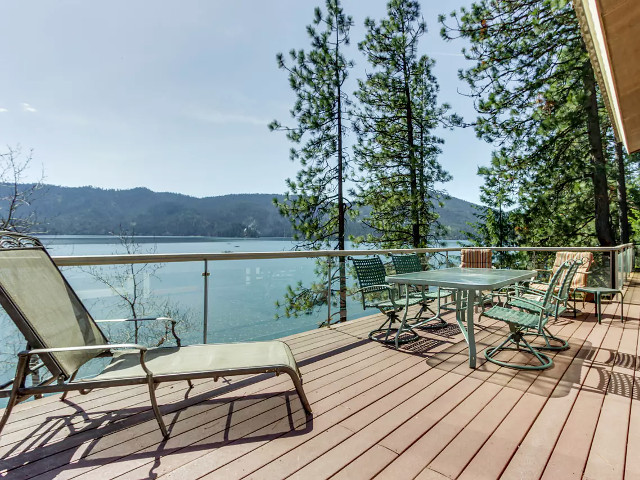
(596, 292, 602, 324)
(619, 290, 624, 323)
(395, 290, 411, 349)
(466, 289, 477, 368)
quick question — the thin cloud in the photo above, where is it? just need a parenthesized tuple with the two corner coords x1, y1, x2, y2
(22, 103, 37, 113)
(0, 108, 7, 113)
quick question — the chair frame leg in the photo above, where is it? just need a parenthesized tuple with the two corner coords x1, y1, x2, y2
(285, 368, 312, 415)
(524, 327, 569, 351)
(0, 355, 29, 436)
(147, 375, 168, 438)
(368, 310, 418, 345)
(485, 330, 553, 370)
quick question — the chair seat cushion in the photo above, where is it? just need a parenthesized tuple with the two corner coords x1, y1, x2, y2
(483, 305, 540, 329)
(88, 341, 298, 381)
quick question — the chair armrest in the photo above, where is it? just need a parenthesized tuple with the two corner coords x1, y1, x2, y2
(96, 316, 172, 323)
(509, 296, 544, 309)
(19, 344, 156, 378)
(357, 285, 395, 294)
(574, 270, 592, 276)
(19, 344, 147, 357)
(95, 317, 181, 347)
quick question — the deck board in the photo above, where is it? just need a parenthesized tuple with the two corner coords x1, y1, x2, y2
(1, 275, 638, 479)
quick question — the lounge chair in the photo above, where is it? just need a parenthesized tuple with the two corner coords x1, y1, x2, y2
(0, 232, 311, 440)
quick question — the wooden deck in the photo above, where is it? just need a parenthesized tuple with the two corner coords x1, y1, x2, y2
(1, 274, 638, 479)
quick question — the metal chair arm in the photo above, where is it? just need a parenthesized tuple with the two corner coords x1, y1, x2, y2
(357, 284, 396, 294)
(96, 317, 181, 347)
(509, 296, 544, 309)
(95, 316, 172, 323)
(18, 344, 147, 357)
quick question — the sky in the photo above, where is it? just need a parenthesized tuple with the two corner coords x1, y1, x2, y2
(0, 0, 493, 205)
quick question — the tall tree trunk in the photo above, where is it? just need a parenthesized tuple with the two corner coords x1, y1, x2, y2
(336, 24, 347, 323)
(582, 60, 614, 246)
(404, 65, 419, 248)
(616, 141, 631, 244)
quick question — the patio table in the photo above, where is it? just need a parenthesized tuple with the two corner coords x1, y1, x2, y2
(386, 267, 536, 368)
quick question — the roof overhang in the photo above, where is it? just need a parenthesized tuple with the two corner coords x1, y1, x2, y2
(574, 0, 640, 153)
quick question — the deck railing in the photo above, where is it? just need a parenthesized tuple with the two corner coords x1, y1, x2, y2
(51, 243, 635, 344)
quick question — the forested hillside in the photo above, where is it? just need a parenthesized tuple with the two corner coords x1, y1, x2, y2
(19, 184, 477, 238)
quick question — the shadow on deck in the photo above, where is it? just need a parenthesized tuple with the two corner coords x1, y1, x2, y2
(1, 275, 639, 480)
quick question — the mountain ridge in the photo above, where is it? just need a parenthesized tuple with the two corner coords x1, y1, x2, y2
(20, 184, 478, 239)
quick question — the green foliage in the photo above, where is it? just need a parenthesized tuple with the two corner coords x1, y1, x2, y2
(270, 0, 353, 251)
(441, 0, 617, 248)
(270, 0, 353, 321)
(353, 0, 455, 249)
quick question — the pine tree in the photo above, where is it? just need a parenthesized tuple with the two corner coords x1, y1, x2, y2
(441, 0, 616, 247)
(353, 0, 453, 249)
(270, 0, 353, 322)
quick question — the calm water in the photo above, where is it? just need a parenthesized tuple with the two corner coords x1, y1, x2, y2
(0, 236, 462, 392)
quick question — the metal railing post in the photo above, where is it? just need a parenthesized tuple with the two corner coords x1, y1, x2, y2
(203, 260, 210, 343)
(610, 251, 617, 289)
(445, 251, 449, 268)
(326, 256, 332, 327)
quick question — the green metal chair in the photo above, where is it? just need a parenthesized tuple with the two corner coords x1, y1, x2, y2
(0, 232, 312, 441)
(350, 256, 422, 345)
(389, 253, 453, 329)
(505, 258, 585, 350)
(482, 261, 571, 370)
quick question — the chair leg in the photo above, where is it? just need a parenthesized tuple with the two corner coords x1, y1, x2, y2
(0, 356, 29, 436)
(285, 368, 312, 415)
(61, 370, 78, 401)
(485, 330, 553, 370)
(147, 376, 168, 438)
(524, 327, 569, 351)
(368, 311, 418, 345)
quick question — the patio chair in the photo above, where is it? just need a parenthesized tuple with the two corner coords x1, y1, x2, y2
(350, 256, 422, 345)
(529, 251, 594, 315)
(460, 248, 493, 269)
(0, 232, 311, 441)
(460, 248, 494, 310)
(482, 261, 571, 370)
(389, 253, 452, 329)
(505, 258, 585, 350)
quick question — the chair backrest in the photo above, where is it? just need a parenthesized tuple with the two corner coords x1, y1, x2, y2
(351, 256, 387, 293)
(460, 248, 492, 269)
(390, 253, 422, 274)
(0, 232, 108, 379)
(557, 258, 585, 302)
(539, 261, 571, 325)
(552, 252, 593, 288)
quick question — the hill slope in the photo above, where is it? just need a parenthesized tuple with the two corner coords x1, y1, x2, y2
(21, 185, 478, 238)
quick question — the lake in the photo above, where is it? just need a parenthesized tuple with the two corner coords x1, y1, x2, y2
(0, 236, 463, 391)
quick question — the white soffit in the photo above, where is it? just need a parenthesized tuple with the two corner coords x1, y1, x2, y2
(575, 0, 640, 153)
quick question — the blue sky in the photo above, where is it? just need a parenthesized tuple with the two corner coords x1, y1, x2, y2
(0, 0, 492, 205)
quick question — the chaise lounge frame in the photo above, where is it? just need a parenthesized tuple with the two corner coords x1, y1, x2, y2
(0, 231, 311, 440)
